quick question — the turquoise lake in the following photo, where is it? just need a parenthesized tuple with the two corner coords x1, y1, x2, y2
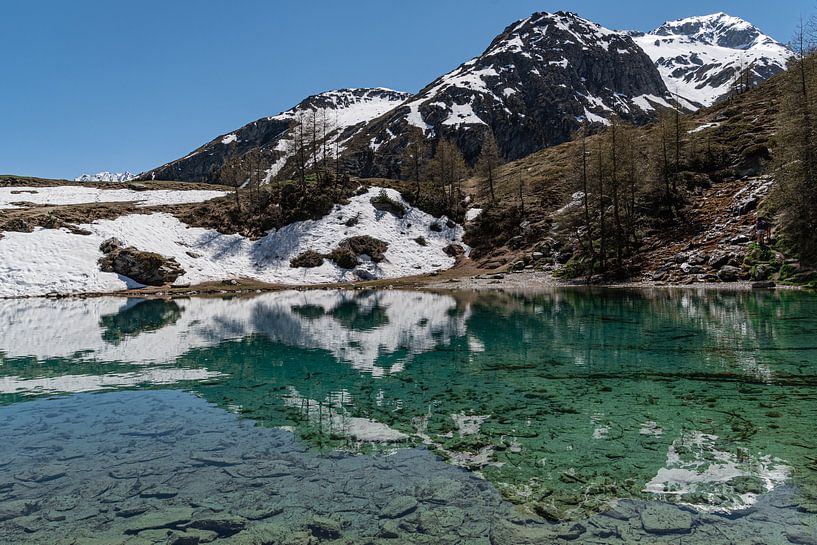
(0, 288, 816, 544)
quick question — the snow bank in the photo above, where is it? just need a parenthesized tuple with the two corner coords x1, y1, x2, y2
(0, 187, 465, 297)
(0, 186, 226, 210)
(689, 122, 721, 134)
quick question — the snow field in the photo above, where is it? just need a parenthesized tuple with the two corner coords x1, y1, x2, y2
(0, 187, 466, 297)
(0, 185, 226, 210)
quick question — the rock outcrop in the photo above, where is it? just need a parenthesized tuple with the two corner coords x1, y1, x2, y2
(98, 238, 185, 286)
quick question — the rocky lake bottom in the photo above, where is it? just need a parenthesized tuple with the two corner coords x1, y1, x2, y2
(0, 288, 815, 544)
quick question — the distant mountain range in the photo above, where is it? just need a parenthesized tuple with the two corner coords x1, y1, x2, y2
(138, 11, 792, 184)
(75, 171, 135, 183)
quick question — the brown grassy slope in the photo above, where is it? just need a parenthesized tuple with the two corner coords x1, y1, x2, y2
(455, 73, 783, 269)
(0, 175, 228, 192)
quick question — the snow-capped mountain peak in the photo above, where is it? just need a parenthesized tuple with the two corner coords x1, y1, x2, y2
(654, 13, 768, 49)
(353, 10, 671, 172)
(633, 13, 792, 108)
(497, 11, 622, 52)
(75, 172, 135, 183)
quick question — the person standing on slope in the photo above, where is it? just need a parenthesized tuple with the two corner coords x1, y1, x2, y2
(756, 216, 771, 246)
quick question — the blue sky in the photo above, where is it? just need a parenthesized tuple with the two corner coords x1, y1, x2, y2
(1, 0, 810, 179)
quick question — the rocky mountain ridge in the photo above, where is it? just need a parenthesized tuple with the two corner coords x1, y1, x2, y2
(139, 88, 410, 184)
(342, 11, 672, 178)
(138, 11, 791, 184)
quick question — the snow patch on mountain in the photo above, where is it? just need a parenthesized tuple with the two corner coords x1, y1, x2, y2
(632, 13, 792, 107)
(138, 88, 411, 184)
(75, 172, 135, 183)
(0, 187, 464, 297)
(259, 88, 411, 180)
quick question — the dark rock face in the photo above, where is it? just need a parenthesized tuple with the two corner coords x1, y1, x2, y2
(98, 238, 185, 286)
(345, 11, 671, 178)
(141, 117, 290, 184)
(290, 250, 325, 269)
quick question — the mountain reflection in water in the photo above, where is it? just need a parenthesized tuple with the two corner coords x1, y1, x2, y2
(1, 288, 816, 525)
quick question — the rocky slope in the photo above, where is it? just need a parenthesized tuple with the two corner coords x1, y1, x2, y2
(139, 88, 410, 184)
(632, 13, 792, 108)
(458, 66, 802, 287)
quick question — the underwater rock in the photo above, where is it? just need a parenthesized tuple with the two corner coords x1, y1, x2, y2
(15, 466, 67, 483)
(640, 504, 694, 535)
(123, 507, 196, 534)
(380, 496, 418, 519)
(489, 519, 559, 545)
(190, 454, 241, 467)
(379, 519, 402, 538)
(306, 516, 342, 540)
(787, 527, 817, 545)
(417, 507, 465, 533)
(0, 499, 39, 522)
(166, 531, 202, 545)
(138, 486, 178, 499)
(558, 522, 586, 540)
(188, 515, 247, 537)
(219, 523, 311, 545)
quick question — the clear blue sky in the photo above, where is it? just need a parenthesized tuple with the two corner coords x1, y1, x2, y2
(1, 0, 810, 179)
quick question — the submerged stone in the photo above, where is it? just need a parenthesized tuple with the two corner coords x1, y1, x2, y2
(0, 499, 39, 522)
(640, 504, 694, 535)
(188, 515, 247, 537)
(123, 507, 196, 534)
(306, 516, 342, 540)
(557, 522, 586, 540)
(787, 528, 817, 545)
(380, 497, 418, 519)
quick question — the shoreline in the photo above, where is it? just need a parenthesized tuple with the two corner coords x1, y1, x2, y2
(3, 269, 800, 301)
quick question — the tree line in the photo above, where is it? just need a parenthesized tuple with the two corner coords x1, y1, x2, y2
(769, 19, 817, 264)
(216, 110, 350, 213)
